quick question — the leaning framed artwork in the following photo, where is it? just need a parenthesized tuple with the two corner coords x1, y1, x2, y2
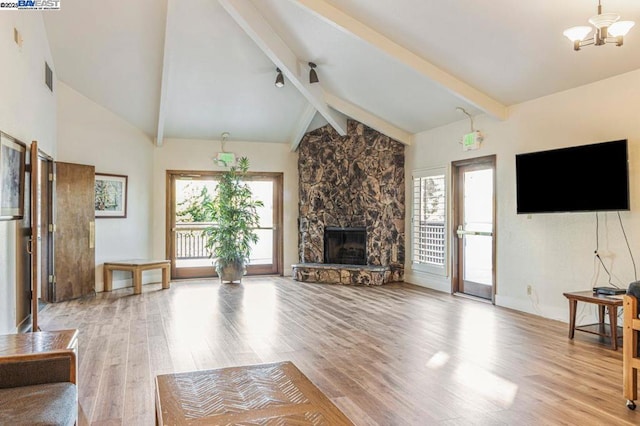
(95, 173, 128, 218)
(0, 132, 26, 220)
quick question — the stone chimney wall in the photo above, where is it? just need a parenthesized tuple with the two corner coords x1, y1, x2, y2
(297, 120, 405, 279)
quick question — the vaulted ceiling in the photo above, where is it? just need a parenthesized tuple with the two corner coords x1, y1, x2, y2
(43, 0, 640, 148)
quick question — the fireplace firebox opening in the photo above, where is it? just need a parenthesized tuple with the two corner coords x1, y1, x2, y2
(324, 227, 366, 265)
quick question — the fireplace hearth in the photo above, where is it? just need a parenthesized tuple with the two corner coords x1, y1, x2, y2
(324, 227, 366, 265)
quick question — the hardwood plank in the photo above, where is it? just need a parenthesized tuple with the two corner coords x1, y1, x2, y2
(90, 296, 131, 423)
(38, 277, 640, 425)
(123, 315, 154, 425)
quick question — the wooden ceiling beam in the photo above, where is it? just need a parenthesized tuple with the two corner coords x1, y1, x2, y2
(218, 0, 348, 136)
(155, 0, 179, 146)
(289, 0, 508, 121)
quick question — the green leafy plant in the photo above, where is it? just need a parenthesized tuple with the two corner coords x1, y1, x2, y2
(203, 157, 263, 270)
(176, 184, 213, 223)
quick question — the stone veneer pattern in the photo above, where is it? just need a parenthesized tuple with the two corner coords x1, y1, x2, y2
(298, 120, 405, 281)
(292, 263, 392, 286)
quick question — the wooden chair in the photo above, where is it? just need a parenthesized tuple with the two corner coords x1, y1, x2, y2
(624, 293, 640, 410)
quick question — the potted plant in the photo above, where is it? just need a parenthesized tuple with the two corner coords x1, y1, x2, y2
(203, 157, 263, 283)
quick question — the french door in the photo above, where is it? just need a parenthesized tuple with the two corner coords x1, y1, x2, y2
(167, 171, 283, 279)
(453, 156, 496, 301)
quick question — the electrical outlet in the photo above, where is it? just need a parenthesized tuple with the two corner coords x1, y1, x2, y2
(526, 285, 532, 296)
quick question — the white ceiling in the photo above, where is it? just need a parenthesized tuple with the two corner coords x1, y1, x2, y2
(43, 0, 640, 145)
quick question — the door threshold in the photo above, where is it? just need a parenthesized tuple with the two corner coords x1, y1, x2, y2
(453, 292, 493, 305)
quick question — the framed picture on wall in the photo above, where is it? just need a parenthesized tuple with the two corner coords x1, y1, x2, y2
(95, 173, 128, 218)
(0, 132, 26, 220)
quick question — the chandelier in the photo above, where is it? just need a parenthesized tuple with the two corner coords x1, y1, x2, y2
(563, 0, 635, 51)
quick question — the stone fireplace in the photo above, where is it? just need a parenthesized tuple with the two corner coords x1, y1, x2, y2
(293, 120, 405, 286)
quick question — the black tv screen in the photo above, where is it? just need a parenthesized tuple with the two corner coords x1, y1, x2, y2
(516, 140, 629, 214)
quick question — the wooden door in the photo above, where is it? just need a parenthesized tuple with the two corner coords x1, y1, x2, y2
(15, 142, 31, 331)
(53, 162, 95, 302)
(39, 153, 54, 304)
(29, 141, 39, 331)
(453, 156, 496, 302)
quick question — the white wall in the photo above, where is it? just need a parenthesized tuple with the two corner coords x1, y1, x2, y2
(152, 139, 299, 276)
(56, 83, 154, 291)
(0, 13, 56, 334)
(405, 69, 640, 322)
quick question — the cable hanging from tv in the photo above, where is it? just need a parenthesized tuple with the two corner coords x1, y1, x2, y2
(592, 211, 638, 292)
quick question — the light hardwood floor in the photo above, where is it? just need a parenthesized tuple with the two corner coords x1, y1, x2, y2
(39, 277, 638, 425)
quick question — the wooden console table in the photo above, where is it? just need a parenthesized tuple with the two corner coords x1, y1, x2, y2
(155, 361, 353, 425)
(104, 259, 170, 295)
(563, 290, 624, 350)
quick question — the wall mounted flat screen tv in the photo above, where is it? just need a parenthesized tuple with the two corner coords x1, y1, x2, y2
(516, 140, 629, 214)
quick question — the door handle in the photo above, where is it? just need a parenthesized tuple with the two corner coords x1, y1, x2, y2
(89, 221, 95, 249)
(26, 238, 33, 255)
(456, 225, 492, 238)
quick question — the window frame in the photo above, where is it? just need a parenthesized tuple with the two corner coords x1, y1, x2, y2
(411, 166, 450, 276)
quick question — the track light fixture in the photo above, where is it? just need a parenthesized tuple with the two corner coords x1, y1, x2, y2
(275, 68, 284, 88)
(308, 62, 319, 84)
(563, 0, 635, 51)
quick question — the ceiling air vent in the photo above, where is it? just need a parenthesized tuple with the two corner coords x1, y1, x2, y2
(45, 62, 53, 92)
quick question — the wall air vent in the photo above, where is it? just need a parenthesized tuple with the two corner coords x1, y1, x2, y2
(45, 62, 53, 92)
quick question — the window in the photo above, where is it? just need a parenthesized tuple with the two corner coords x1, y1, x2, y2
(412, 167, 448, 275)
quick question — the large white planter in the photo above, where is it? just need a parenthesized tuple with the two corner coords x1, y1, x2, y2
(215, 261, 246, 284)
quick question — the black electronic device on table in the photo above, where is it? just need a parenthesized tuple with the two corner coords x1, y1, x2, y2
(593, 286, 626, 296)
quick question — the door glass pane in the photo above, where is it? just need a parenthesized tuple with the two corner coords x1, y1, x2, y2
(464, 169, 492, 232)
(248, 181, 273, 228)
(464, 235, 493, 285)
(463, 169, 493, 285)
(249, 229, 273, 265)
(246, 181, 274, 266)
(175, 179, 218, 269)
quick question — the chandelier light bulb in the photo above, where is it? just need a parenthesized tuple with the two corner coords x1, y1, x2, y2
(563, 26, 592, 42)
(609, 21, 635, 37)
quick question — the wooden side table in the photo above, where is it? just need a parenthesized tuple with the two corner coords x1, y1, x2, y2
(563, 291, 624, 350)
(103, 259, 170, 295)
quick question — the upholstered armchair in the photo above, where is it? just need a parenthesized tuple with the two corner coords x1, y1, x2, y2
(0, 346, 78, 425)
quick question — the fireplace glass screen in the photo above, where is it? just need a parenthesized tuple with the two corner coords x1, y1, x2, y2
(324, 227, 366, 265)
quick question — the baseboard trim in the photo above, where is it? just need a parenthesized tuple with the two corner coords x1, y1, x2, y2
(404, 273, 569, 323)
(404, 271, 451, 294)
(495, 294, 567, 322)
(17, 315, 31, 333)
